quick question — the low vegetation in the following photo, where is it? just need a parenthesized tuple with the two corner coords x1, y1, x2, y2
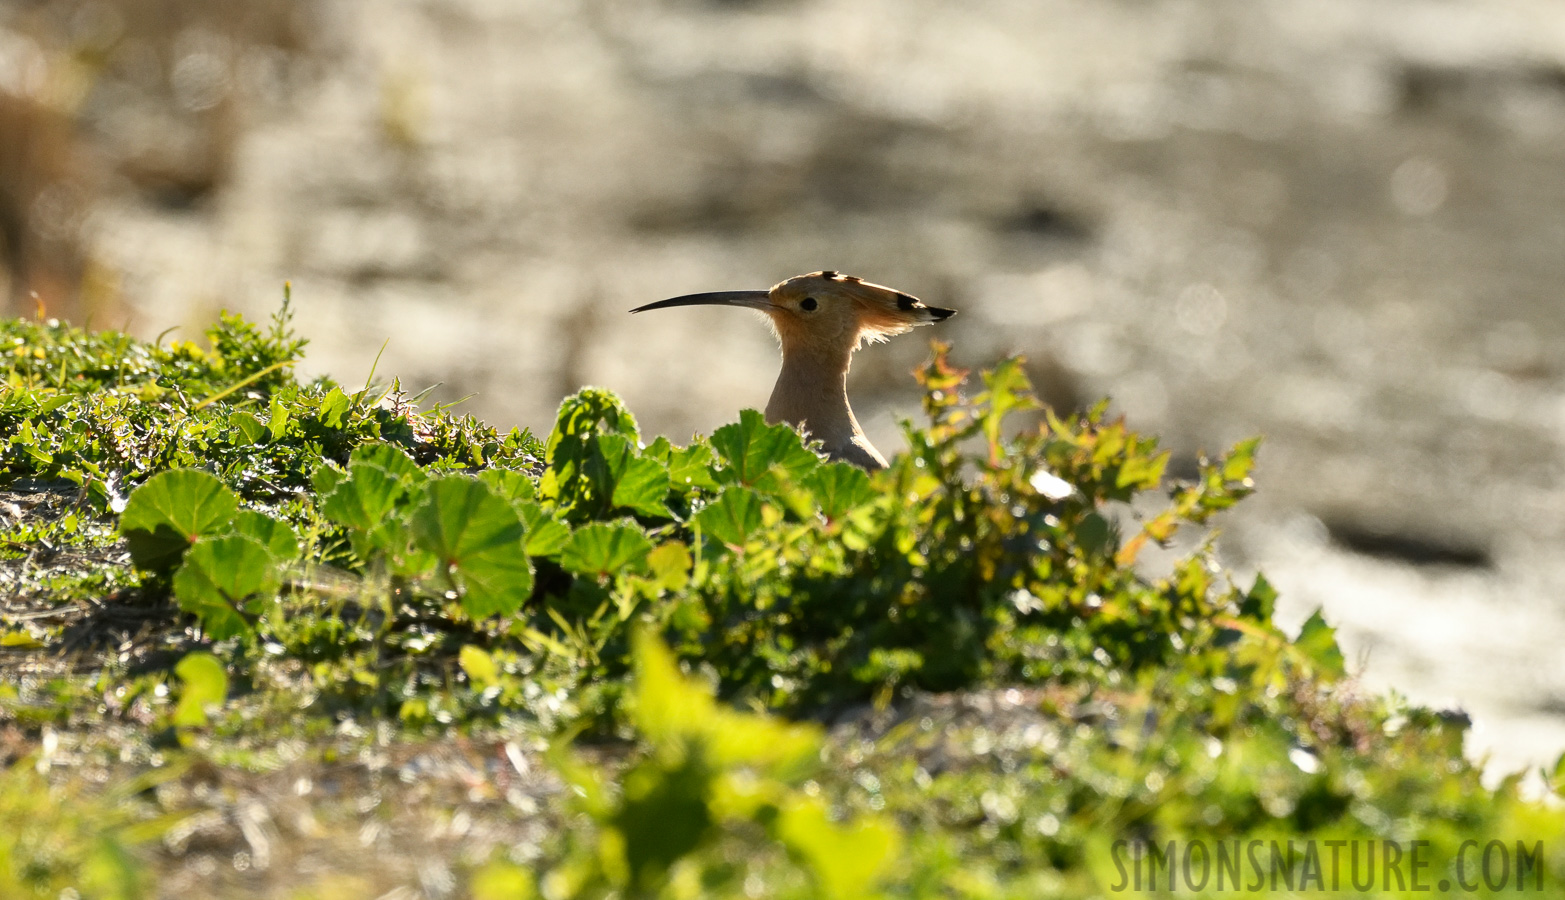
(2, 296, 1563, 898)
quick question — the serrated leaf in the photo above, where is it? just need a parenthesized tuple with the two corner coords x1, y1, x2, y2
(120, 469, 239, 571)
(173, 535, 279, 640)
(516, 501, 571, 557)
(693, 487, 765, 547)
(1295, 608, 1345, 679)
(267, 394, 291, 440)
(310, 461, 345, 497)
(977, 357, 1040, 458)
(319, 462, 407, 532)
(229, 410, 269, 445)
(411, 477, 533, 619)
(172, 652, 228, 728)
(711, 409, 820, 492)
(1240, 573, 1278, 621)
(350, 441, 426, 487)
(446, 549, 535, 620)
(1223, 436, 1261, 483)
(560, 521, 654, 579)
(663, 441, 720, 493)
(14, 419, 52, 464)
(1116, 450, 1169, 490)
(231, 511, 299, 561)
(593, 434, 672, 518)
(479, 468, 537, 504)
(318, 386, 351, 426)
(37, 393, 72, 415)
(543, 389, 643, 519)
(803, 462, 875, 522)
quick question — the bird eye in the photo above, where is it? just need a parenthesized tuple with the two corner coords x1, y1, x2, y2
(800, 297, 818, 311)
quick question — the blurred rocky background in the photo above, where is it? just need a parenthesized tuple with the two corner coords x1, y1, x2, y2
(4, 0, 1565, 777)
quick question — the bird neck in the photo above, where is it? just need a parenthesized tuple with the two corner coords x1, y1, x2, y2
(765, 342, 863, 449)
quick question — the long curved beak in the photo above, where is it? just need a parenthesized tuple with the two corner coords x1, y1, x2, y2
(630, 290, 772, 313)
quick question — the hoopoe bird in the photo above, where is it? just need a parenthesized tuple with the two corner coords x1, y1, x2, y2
(632, 271, 954, 470)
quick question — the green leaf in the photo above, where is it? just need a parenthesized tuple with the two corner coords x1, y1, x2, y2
(693, 487, 765, 547)
(778, 798, 899, 900)
(479, 468, 537, 504)
(1295, 608, 1345, 679)
(1073, 512, 1113, 557)
(0, 629, 44, 650)
(597, 434, 672, 518)
(230, 511, 299, 561)
(547, 387, 640, 451)
(267, 394, 291, 440)
(629, 627, 821, 772)
(803, 462, 875, 522)
(120, 469, 240, 571)
(976, 357, 1040, 455)
(1115, 450, 1169, 490)
(172, 535, 280, 640)
(630, 628, 715, 744)
(648, 438, 720, 493)
(172, 652, 229, 729)
(459, 645, 501, 691)
(560, 521, 654, 579)
(14, 418, 52, 464)
(310, 461, 345, 497)
(229, 410, 269, 445)
(710, 409, 820, 492)
(517, 501, 571, 557)
(542, 388, 642, 518)
(349, 441, 426, 487)
(37, 393, 72, 415)
(319, 462, 408, 532)
(1222, 436, 1261, 484)
(411, 477, 533, 619)
(1240, 573, 1278, 621)
(318, 386, 351, 427)
(646, 541, 692, 593)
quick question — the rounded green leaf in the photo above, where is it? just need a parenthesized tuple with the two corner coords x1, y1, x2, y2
(711, 408, 820, 492)
(319, 462, 407, 532)
(803, 462, 875, 522)
(412, 477, 533, 619)
(172, 535, 280, 640)
(231, 510, 299, 561)
(517, 502, 571, 558)
(479, 467, 537, 504)
(597, 434, 672, 519)
(120, 469, 239, 571)
(350, 441, 427, 487)
(693, 487, 765, 547)
(560, 521, 654, 579)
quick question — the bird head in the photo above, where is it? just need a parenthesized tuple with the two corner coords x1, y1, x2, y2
(632, 271, 954, 357)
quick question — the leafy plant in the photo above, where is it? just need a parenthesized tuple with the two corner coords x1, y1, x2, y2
(484, 630, 899, 900)
(6, 305, 1565, 897)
